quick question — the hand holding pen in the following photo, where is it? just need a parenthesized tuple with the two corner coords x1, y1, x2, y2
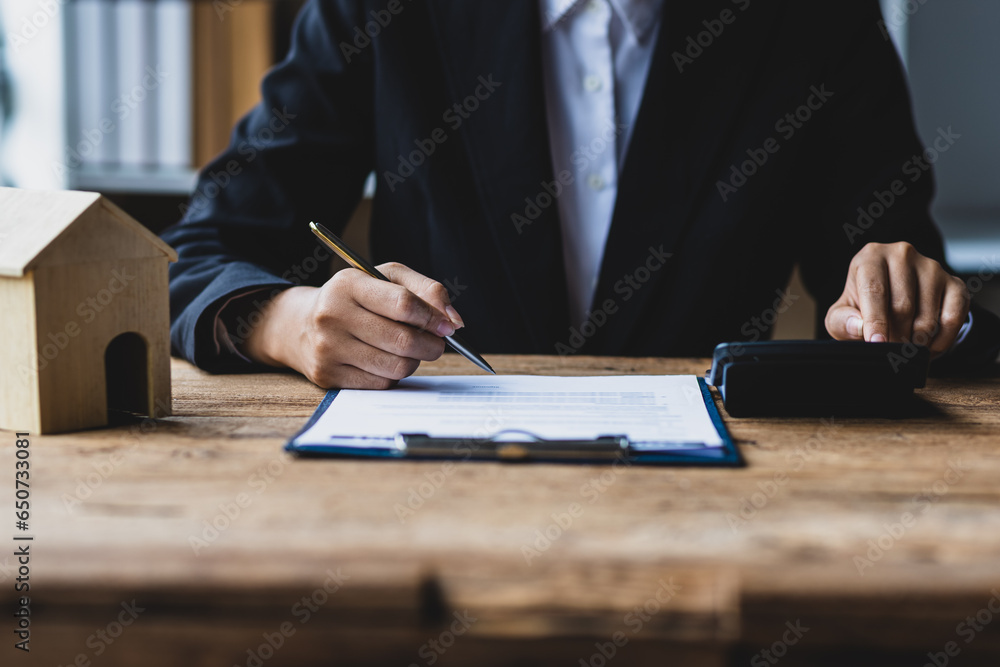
(309, 222, 494, 375)
(238, 222, 493, 390)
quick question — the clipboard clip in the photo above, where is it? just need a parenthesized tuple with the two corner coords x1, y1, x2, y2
(396, 430, 629, 462)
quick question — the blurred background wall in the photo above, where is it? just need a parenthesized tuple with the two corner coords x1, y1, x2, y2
(0, 0, 306, 231)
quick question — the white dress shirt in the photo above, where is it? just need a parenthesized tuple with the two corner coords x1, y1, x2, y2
(540, 0, 664, 326)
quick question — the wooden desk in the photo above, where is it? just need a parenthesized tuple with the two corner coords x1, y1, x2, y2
(7, 356, 1000, 666)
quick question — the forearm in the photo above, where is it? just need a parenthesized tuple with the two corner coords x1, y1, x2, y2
(240, 286, 318, 370)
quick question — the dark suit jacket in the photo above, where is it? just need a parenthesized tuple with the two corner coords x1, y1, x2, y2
(161, 0, 1000, 373)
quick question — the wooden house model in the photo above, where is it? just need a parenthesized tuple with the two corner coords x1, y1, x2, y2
(0, 187, 176, 434)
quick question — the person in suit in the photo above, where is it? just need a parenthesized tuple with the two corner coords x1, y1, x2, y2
(162, 0, 1000, 389)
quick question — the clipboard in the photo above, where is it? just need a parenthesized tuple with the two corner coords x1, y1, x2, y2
(285, 377, 743, 467)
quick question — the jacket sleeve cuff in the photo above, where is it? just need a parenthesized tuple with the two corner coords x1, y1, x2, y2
(168, 260, 296, 373)
(213, 287, 279, 364)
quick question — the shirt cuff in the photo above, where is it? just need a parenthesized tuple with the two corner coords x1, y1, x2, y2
(952, 311, 973, 349)
(213, 287, 282, 364)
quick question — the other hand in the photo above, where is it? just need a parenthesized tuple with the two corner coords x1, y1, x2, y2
(825, 242, 969, 356)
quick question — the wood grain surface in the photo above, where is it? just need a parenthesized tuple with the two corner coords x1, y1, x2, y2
(4, 354, 1000, 666)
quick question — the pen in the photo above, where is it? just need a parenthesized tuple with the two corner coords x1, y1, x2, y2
(309, 221, 495, 375)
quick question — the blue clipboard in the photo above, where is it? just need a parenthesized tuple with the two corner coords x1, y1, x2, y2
(284, 378, 743, 467)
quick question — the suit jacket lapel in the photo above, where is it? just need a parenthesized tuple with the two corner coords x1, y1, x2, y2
(426, 1, 570, 353)
(588, 0, 784, 354)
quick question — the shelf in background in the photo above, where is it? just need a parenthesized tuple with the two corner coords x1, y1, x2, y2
(67, 165, 197, 196)
(938, 215, 1000, 275)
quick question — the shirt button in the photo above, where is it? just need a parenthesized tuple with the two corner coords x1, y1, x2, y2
(587, 174, 605, 190)
(583, 75, 602, 92)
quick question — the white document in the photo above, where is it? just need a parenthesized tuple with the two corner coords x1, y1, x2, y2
(295, 375, 723, 450)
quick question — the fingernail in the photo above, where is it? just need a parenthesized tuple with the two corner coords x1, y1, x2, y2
(436, 320, 456, 337)
(847, 316, 863, 338)
(871, 333, 887, 343)
(445, 305, 465, 328)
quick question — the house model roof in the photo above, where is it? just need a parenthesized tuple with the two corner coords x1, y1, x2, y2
(0, 187, 177, 277)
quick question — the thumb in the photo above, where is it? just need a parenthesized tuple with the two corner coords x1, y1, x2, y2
(826, 303, 865, 340)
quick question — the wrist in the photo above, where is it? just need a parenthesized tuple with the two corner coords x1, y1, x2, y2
(242, 286, 318, 369)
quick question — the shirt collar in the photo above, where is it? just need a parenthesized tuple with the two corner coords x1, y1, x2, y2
(541, 0, 663, 42)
